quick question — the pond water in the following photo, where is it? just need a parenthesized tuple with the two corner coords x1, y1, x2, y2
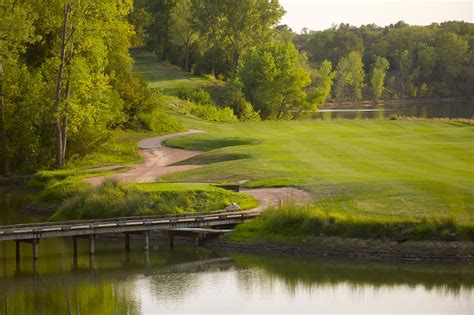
(1, 188, 473, 314)
(314, 100, 474, 120)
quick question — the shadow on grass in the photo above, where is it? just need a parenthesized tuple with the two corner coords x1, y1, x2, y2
(166, 137, 261, 151)
(172, 153, 251, 166)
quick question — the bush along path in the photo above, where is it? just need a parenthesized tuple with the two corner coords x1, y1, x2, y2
(82, 130, 313, 210)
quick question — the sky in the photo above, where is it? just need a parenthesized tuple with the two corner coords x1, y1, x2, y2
(279, 0, 473, 32)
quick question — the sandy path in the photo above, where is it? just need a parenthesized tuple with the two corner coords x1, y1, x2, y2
(83, 130, 205, 186)
(241, 187, 313, 211)
(83, 129, 313, 209)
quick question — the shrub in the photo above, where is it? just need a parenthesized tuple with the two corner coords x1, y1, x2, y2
(190, 103, 238, 122)
(137, 109, 185, 134)
(190, 88, 211, 104)
(207, 81, 260, 121)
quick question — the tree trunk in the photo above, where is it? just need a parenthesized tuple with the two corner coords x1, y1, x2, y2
(61, 32, 74, 165)
(232, 48, 239, 72)
(184, 40, 190, 72)
(54, 3, 70, 168)
(276, 96, 287, 120)
(0, 56, 8, 175)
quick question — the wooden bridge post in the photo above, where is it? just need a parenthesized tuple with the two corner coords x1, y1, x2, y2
(169, 235, 174, 250)
(144, 231, 150, 251)
(125, 233, 130, 252)
(32, 238, 39, 260)
(89, 235, 95, 255)
(15, 241, 20, 263)
(72, 236, 78, 257)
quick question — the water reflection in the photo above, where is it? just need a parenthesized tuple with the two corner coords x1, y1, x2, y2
(314, 100, 473, 120)
(1, 244, 472, 314)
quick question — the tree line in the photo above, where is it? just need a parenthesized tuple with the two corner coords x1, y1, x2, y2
(295, 21, 473, 101)
(133, 1, 473, 113)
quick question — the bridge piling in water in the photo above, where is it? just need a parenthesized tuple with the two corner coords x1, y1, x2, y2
(89, 235, 95, 255)
(144, 231, 150, 251)
(73, 236, 78, 258)
(125, 233, 130, 252)
(32, 238, 39, 260)
(15, 241, 20, 263)
(169, 235, 174, 250)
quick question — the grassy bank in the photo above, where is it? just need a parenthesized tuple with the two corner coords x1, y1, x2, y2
(229, 204, 473, 243)
(51, 180, 257, 221)
(163, 117, 473, 224)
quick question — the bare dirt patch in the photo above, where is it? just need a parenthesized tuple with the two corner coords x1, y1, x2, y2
(240, 187, 313, 211)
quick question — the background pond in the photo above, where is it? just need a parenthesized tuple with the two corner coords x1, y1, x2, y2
(314, 100, 474, 120)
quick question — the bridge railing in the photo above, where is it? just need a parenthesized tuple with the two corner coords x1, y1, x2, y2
(0, 207, 260, 230)
(0, 209, 261, 238)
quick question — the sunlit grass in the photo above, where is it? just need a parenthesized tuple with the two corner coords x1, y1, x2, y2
(164, 117, 474, 223)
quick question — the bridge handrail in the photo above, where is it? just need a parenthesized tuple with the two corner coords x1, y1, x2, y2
(0, 208, 259, 230)
(0, 210, 261, 236)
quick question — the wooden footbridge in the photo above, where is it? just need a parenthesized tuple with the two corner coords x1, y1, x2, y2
(0, 209, 260, 261)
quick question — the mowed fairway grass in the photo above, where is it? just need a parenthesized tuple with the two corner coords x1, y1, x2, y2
(164, 117, 474, 223)
(132, 48, 208, 95)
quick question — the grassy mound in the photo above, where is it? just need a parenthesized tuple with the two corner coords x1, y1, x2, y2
(51, 180, 257, 221)
(230, 204, 474, 243)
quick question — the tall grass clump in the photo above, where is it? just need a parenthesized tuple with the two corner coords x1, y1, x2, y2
(231, 203, 474, 243)
(51, 179, 257, 221)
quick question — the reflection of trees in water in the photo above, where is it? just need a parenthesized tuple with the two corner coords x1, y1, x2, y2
(0, 245, 227, 314)
(0, 281, 139, 315)
(147, 258, 235, 303)
(231, 254, 474, 298)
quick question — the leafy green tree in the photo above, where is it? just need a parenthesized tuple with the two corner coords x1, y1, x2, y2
(370, 56, 389, 101)
(433, 31, 469, 96)
(0, 0, 38, 174)
(308, 60, 335, 106)
(170, 0, 198, 71)
(192, 0, 285, 72)
(239, 40, 311, 119)
(334, 51, 365, 101)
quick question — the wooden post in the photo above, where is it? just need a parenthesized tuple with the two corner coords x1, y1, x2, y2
(33, 259, 39, 276)
(194, 237, 200, 247)
(15, 241, 20, 263)
(144, 251, 150, 267)
(89, 235, 95, 255)
(89, 254, 95, 271)
(144, 231, 150, 251)
(125, 233, 130, 252)
(32, 238, 39, 260)
(73, 236, 78, 257)
(169, 235, 174, 250)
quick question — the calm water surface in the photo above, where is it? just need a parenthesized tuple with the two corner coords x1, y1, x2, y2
(1, 177, 473, 314)
(314, 100, 473, 120)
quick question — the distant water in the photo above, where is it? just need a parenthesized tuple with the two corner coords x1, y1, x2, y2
(314, 100, 474, 120)
(1, 190, 473, 314)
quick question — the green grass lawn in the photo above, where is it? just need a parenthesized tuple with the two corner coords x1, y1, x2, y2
(131, 48, 209, 95)
(163, 116, 474, 224)
(129, 47, 473, 232)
